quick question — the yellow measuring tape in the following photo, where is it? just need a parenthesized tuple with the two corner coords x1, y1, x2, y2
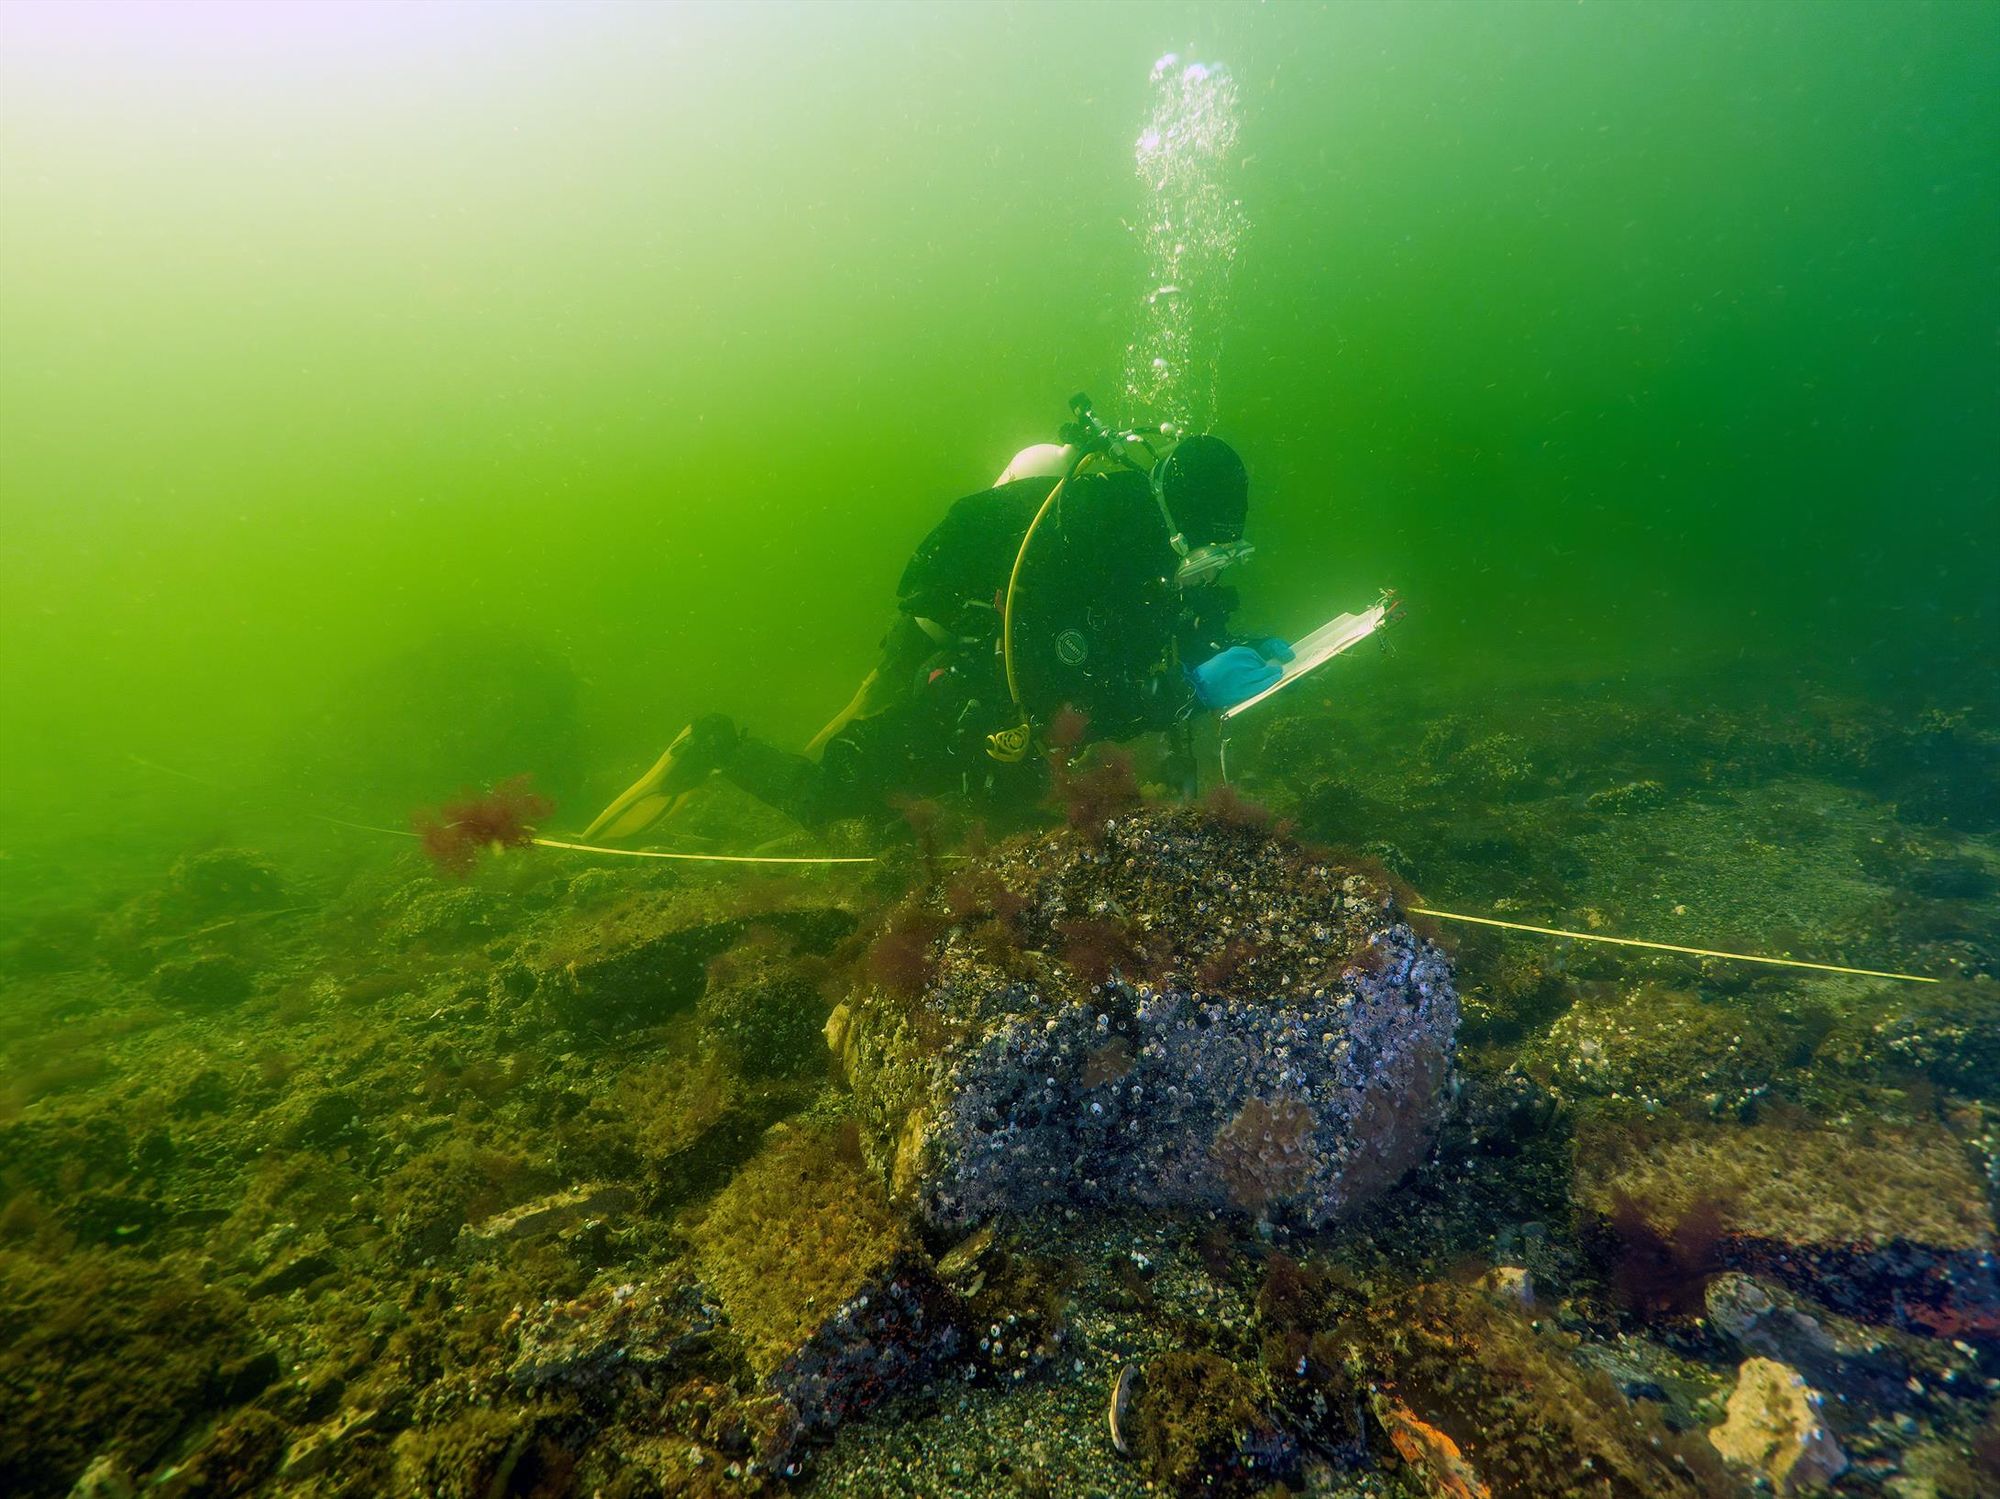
(308, 813, 875, 867)
(326, 812, 1934, 974)
(530, 836, 874, 866)
(1407, 905, 1937, 984)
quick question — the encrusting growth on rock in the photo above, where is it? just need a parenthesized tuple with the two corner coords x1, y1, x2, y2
(832, 804, 1459, 1229)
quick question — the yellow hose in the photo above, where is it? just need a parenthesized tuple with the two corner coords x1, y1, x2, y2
(988, 453, 1093, 760)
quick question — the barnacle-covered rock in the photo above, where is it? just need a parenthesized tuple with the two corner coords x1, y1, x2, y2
(835, 807, 1459, 1229)
(1819, 979, 2000, 1100)
(697, 939, 829, 1080)
(1521, 982, 1831, 1116)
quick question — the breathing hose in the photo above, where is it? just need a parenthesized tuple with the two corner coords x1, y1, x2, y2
(986, 448, 1097, 762)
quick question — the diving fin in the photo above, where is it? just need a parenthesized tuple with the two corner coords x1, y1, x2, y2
(581, 716, 738, 841)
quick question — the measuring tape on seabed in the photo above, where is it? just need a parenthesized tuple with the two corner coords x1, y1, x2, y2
(125, 760, 879, 867)
(1406, 904, 1938, 984)
(385, 815, 1938, 981)
(307, 813, 876, 866)
(135, 758, 1935, 977)
(529, 835, 874, 865)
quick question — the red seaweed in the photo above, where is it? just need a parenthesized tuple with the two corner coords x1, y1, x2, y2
(412, 775, 554, 878)
(865, 903, 946, 997)
(1045, 704, 1091, 762)
(1049, 746, 1144, 834)
(1606, 1191, 1727, 1319)
(1198, 782, 1274, 832)
(890, 794, 946, 885)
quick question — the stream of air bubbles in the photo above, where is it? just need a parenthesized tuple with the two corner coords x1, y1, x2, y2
(1121, 54, 1247, 435)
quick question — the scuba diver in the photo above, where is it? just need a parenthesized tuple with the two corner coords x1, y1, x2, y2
(583, 395, 1292, 840)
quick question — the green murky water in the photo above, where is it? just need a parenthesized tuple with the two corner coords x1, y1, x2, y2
(1, 4, 1995, 1496)
(3, 0, 1991, 885)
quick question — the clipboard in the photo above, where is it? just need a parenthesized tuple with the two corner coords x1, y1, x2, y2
(1219, 590, 1399, 722)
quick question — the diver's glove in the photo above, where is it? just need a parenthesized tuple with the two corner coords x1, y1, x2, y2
(1187, 640, 1292, 711)
(1251, 637, 1295, 665)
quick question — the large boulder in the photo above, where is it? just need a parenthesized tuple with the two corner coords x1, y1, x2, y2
(829, 807, 1459, 1229)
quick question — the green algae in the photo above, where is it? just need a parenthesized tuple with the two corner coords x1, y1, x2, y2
(390, 1404, 580, 1499)
(381, 1141, 556, 1263)
(687, 1126, 918, 1382)
(0, 1248, 276, 1494)
(1575, 1114, 1994, 1254)
(1128, 1351, 1287, 1497)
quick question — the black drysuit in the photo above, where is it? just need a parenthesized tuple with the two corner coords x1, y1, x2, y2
(723, 468, 1243, 826)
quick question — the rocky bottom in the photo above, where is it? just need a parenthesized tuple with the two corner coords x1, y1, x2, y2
(1, 673, 1996, 1498)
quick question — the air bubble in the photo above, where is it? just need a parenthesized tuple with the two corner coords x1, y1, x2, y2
(1122, 56, 1245, 432)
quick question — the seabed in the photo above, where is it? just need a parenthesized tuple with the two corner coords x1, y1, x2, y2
(3, 674, 1996, 1498)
